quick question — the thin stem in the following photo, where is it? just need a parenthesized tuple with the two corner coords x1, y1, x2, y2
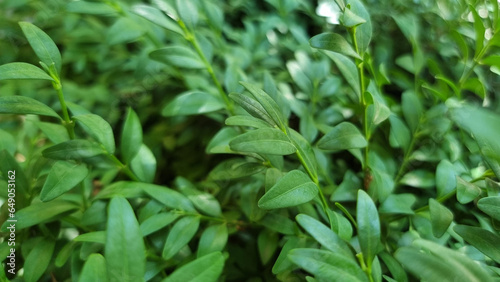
(394, 131, 419, 184)
(52, 81, 75, 139)
(108, 154, 140, 181)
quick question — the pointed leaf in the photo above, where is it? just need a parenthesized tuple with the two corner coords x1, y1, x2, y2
(229, 93, 276, 126)
(379, 194, 416, 215)
(229, 128, 296, 155)
(310, 33, 361, 59)
(324, 52, 361, 98)
(162, 252, 224, 282)
(477, 196, 500, 221)
(176, 0, 198, 28)
(42, 139, 107, 160)
(79, 253, 108, 282)
(131, 4, 183, 35)
(0, 96, 60, 118)
(225, 115, 272, 129)
(0, 63, 54, 81)
(454, 225, 500, 264)
(162, 216, 200, 259)
(258, 170, 318, 209)
(197, 224, 228, 258)
(317, 122, 367, 151)
(150, 46, 204, 69)
(121, 108, 143, 164)
(456, 176, 481, 204)
(74, 114, 115, 154)
(162, 91, 224, 116)
(140, 212, 179, 236)
(19, 22, 62, 74)
(429, 198, 453, 237)
(142, 184, 195, 212)
(356, 190, 381, 269)
(24, 238, 56, 282)
(401, 90, 422, 133)
(209, 158, 266, 180)
(239, 81, 286, 130)
(40, 161, 89, 202)
(130, 144, 156, 183)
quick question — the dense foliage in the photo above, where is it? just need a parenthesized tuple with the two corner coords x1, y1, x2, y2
(1, 0, 500, 281)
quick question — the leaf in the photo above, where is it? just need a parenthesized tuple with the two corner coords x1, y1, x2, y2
(209, 158, 266, 180)
(317, 122, 367, 151)
(288, 248, 369, 282)
(130, 144, 156, 183)
(150, 46, 205, 69)
(296, 214, 353, 259)
(142, 183, 196, 212)
(36, 121, 70, 144)
(0, 200, 78, 231)
(239, 81, 287, 130)
(229, 93, 277, 126)
(229, 128, 296, 155)
(0, 150, 29, 205)
(324, 52, 360, 98)
(19, 22, 62, 75)
(176, 177, 222, 217)
(107, 17, 145, 45)
(24, 238, 56, 282)
(202, 1, 224, 31)
(389, 116, 411, 151)
(310, 33, 361, 59)
(140, 212, 179, 236)
(94, 181, 145, 200)
(105, 197, 145, 282)
(286, 61, 313, 94)
(74, 231, 107, 244)
(258, 229, 279, 265)
(162, 91, 224, 116)
(429, 198, 453, 237)
(272, 236, 306, 274)
(42, 139, 107, 160)
(162, 252, 224, 282)
(260, 212, 296, 235)
(346, 0, 372, 53)
(79, 253, 108, 282)
(0, 62, 54, 81)
(379, 252, 408, 282)
(131, 4, 183, 35)
(197, 224, 228, 258)
(356, 190, 381, 269)
(341, 7, 366, 27)
(379, 194, 416, 215)
(121, 108, 143, 164)
(456, 176, 481, 204)
(477, 196, 500, 221)
(40, 161, 89, 202)
(258, 170, 318, 209)
(399, 170, 435, 189)
(463, 78, 486, 99)
(0, 96, 60, 118)
(470, 5, 485, 59)
(206, 126, 239, 154)
(454, 225, 500, 264)
(225, 115, 271, 129)
(66, 1, 117, 15)
(289, 129, 318, 182)
(401, 90, 423, 133)
(176, 0, 198, 28)
(162, 216, 200, 259)
(365, 92, 391, 129)
(435, 160, 457, 198)
(74, 114, 115, 153)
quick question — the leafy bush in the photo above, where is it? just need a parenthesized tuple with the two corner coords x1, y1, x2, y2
(1, 0, 500, 281)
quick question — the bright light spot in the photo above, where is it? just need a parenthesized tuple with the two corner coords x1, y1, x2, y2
(478, 7, 488, 18)
(485, 28, 493, 40)
(15, 153, 26, 163)
(316, 0, 341, 25)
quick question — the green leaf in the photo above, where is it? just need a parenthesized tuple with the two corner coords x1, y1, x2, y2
(456, 176, 481, 204)
(74, 231, 107, 244)
(150, 46, 204, 69)
(477, 196, 500, 221)
(0, 129, 16, 155)
(197, 224, 228, 258)
(176, 0, 198, 28)
(429, 198, 453, 237)
(105, 197, 145, 282)
(19, 22, 62, 75)
(162, 91, 224, 116)
(0, 150, 29, 205)
(389, 116, 411, 151)
(379, 194, 416, 215)
(470, 5, 485, 59)
(379, 252, 408, 282)
(209, 158, 266, 180)
(341, 7, 366, 27)
(296, 214, 353, 259)
(176, 177, 222, 217)
(258, 229, 279, 265)
(396, 239, 494, 282)
(66, 1, 117, 15)
(42, 139, 107, 160)
(229, 93, 276, 126)
(289, 129, 318, 182)
(310, 33, 361, 59)
(401, 90, 423, 133)
(272, 236, 306, 274)
(142, 184, 195, 212)
(399, 170, 435, 189)
(286, 61, 313, 94)
(356, 190, 381, 269)
(121, 108, 143, 164)
(324, 52, 360, 98)
(162, 252, 224, 282)
(131, 4, 183, 35)
(107, 17, 145, 45)
(0, 96, 60, 119)
(346, 0, 372, 53)
(239, 81, 287, 130)
(55, 241, 76, 268)
(206, 126, 239, 154)
(130, 144, 156, 183)
(317, 122, 367, 151)
(435, 160, 457, 198)
(24, 238, 56, 282)
(40, 161, 88, 202)
(202, 1, 224, 31)
(260, 212, 296, 235)
(74, 114, 115, 154)
(365, 91, 391, 129)
(288, 248, 368, 282)
(94, 181, 145, 200)
(79, 254, 108, 282)
(229, 128, 296, 155)
(463, 78, 486, 99)
(225, 115, 273, 129)
(454, 225, 500, 264)
(140, 212, 179, 236)
(0, 200, 78, 231)
(162, 216, 200, 259)
(36, 121, 70, 144)
(258, 170, 318, 209)
(0, 62, 54, 81)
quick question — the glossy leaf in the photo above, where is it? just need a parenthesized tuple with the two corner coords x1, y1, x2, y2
(130, 144, 156, 183)
(162, 252, 224, 282)
(258, 229, 279, 265)
(142, 184, 195, 212)
(324, 52, 360, 98)
(24, 238, 56, 282)
(74, 114, 115, 153)
(131, 4, 183, 35)
(429, 198, 453, 237)
(477, 196, 500, 221)
(162, 216, 200, 259)
(389, 116, 411, 151)
(140, 212, 179, 236)
(162, 91, 225, 116)
(317, 122, 367, 151)
(74, 231, 107, 244)
(206, 126, 239, 154)
(258, 170, 318, 209)
(19, 22, 62, 74)
(79, 253, 108, 282)
(105, 197, 145, 282)
(456, 176, 481, 204)
(435, 160, 457, 198)
(229, 93, 276, 126)
(379, 194, 416, 215)
(454, 225, 500, 264)
(356, 190, 381, 269)
(239, 81, 286, 130)
(401, 90, 423, 133)
(36, 121, 70, 144)
(209, 158, 266, 180)
(40, 161, 88, 202)
(176, 0, 198, 28)
(470, 5, 485, 58)
(42, 139, 107, 160)
(310, 33, 361, 59)
(121, 108, 143, 164)
(225, 115, 273, 129)
(150, 46, 204, 69)
(229, 128, 296, 155)
(0, 96, 60, 119)
(176, 177, 222, 217)
(197, 224, 228, 258)
(0, 62, 54, 81)
(346, 0, 372, 53)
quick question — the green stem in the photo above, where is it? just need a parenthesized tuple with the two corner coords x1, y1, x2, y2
(178, 20, 234, 115)
(394, 130, 419, 184)
(109, 154, 140, 181)
(52, 81, 75, 139)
